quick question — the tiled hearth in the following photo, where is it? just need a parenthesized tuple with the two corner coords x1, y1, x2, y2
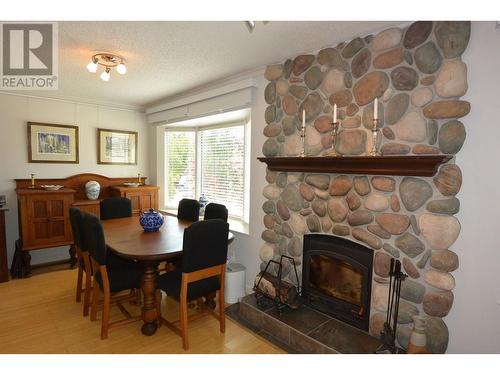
(226, 294, 381, 354)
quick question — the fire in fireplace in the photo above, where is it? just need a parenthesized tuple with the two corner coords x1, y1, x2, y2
(302, 234, 373, 331)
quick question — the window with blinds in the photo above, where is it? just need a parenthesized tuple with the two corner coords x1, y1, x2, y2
(165, 131, 196, 208)
(164, 124, 246, 219)
(200, 125, 245, 218)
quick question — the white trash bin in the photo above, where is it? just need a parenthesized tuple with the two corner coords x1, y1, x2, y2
(224, 263, 246, 304)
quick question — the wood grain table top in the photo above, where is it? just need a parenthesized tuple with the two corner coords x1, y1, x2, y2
(102, 215, 234, 262)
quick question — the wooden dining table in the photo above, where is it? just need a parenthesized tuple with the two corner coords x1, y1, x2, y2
(102, 215, 234, 336)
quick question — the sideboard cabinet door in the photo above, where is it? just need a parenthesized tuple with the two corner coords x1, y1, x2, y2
(109, 186, 159, 215)
(19, 192, 74, 250)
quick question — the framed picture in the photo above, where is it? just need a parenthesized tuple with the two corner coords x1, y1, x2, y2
(97, 128, 138, 165)
(27, 122, 79, 163)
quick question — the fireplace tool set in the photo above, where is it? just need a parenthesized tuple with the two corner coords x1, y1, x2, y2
(254, 255, 301, 313)
(376, 258, 408, 354)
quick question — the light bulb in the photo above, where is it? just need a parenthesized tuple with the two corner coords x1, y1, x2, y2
(86, 60, 98, 73)
(116, 63, 127, 75)
(100, 69, 110, 82)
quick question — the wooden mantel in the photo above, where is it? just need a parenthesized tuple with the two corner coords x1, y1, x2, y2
(258, 155, 453, 177)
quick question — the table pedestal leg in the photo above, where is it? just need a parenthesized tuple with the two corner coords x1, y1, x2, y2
(205, 292, 217, 310)
(141, 262, 158, 336)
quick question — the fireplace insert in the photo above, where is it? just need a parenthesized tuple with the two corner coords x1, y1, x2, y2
(302, 234, 373, 331)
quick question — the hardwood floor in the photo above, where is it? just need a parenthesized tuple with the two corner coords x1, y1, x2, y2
(0, 266, 284, 354)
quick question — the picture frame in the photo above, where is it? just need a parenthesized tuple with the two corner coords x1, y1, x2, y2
(27, 122, 79, 163)
(97, 128, 138, 165)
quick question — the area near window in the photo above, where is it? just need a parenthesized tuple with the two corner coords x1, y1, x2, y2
(163, 110, 249, 228)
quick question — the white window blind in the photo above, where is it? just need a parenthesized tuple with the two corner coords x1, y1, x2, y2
(200, 125, 245, 219)
(165, 131, 196, 208)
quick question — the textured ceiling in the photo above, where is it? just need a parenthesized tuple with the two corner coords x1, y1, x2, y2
(14, 21, 403, 109)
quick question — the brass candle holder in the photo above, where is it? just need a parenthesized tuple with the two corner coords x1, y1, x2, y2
(137, 173, 141, 184)
(299, 124, 306, 158)
(369, 118, 381, 156)
(324, 121, 340, 156)
(28, 173, 36, 189)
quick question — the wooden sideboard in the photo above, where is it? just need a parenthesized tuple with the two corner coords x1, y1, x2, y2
(12, 173, 159, 278)
(110, 185, 159, 215)
(0, 207, 8, 282)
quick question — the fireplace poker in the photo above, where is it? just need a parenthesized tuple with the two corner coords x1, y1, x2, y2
(392, 261, 406, 338)
(385, 258, 396, 329)
(376, 259, 407, 354)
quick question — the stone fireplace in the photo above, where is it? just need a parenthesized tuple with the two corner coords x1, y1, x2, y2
(302, 234, 373, 331)
(258, 21, 470, 353)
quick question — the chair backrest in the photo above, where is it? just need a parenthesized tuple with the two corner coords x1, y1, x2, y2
(181, 219, 229, 273)
(83, 212, 108, 266)
(177, 198, 200, 222)
(69, 207, 87, 251)
(100, 197, 132, 220)
(204, 203, 228, 222)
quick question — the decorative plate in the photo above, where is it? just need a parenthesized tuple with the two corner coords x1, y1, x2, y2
(40, 185, 64, 191)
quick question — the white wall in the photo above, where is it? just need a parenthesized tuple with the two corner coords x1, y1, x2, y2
(446, 21, 500, 353)
(0, 93, 149, 265)
(231, 74, 268, 293)
(146, 21, 500, 353)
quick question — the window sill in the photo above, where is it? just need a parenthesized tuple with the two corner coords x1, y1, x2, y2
(160, 209, 249, 236)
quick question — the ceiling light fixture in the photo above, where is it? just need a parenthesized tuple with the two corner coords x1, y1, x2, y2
(86, 53, 126, 81)
(245, 21, 256, 32)
(245, 21, 269, 33)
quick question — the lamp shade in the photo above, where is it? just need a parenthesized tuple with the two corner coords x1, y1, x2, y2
(100, 69, 111, 82)
(116, 63, 127, 75)
(86, 61, 98, 73)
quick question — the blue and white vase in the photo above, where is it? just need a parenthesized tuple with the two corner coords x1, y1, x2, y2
(85, 181, 100, 200)
(199, 194, 209, 215)
(140, 209, 164, 232)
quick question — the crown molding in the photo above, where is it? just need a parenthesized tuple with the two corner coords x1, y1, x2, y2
(0, 91, 145, 112)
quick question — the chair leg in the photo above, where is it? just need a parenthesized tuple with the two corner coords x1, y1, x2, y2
(101, 290, 110, 340)
(218, 290, 225, 333)
(180, 278, 189, 350)
(76, 264, 83, 302)
(83, 272, 92, 317)
(90, 281, 100, 321)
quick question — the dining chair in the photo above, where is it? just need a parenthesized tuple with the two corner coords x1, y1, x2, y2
(204, 203, 228, 222)
(69, 207, 93, 316)
(177, 198, 200, 222)
(100, 197, 132, 220)
(157, 219, 229, 350)
(83, 213, 144, 339)
(99, 196, 142, 302)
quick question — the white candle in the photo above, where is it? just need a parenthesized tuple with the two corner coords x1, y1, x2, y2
(333, 104, 337, 123)
(374, 98, 378, 120)
(302, 109, 306, 129)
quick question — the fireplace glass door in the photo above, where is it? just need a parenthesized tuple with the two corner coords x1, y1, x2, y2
(309, 254, 363, 307)
(302, 234, 373, 331)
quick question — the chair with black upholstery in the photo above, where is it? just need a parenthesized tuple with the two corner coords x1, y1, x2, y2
(157, 219, 229, 350)
(204, 203, 228, 222)
(83, 213, 143, 339)
(177, 198, 200, 222)
(98, 196, 141, 301)
(69, 207, 93, 316)
(100, 197, 132, 220)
